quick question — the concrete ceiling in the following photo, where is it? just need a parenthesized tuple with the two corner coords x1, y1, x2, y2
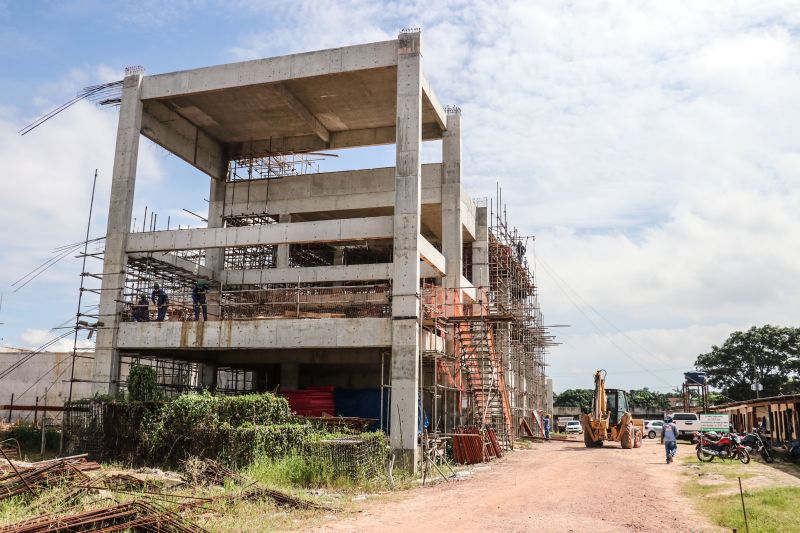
(149, 66, 443, 146)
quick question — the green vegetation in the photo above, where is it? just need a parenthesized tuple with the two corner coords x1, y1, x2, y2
(681, 449, 800, 532)
(695, 324, 800, 401)
(697, 487, 800, 533)
(554, 387, 670, 410)
(126, 363, 161, 402)
(1, 423, 60, 452)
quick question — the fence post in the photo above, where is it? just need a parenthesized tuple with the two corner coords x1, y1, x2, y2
(7, 393, 13, 423)
(34, 396, 39, 425)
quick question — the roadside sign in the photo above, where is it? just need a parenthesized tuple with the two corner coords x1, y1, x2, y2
(557, 417, 573, 423)
(750, 383, 763, 391)
(700, 413, 730, 432)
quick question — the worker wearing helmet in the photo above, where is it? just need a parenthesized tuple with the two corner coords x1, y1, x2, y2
(192, 280, 209, 321)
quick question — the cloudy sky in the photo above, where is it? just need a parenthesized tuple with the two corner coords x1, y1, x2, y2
(1, 1, 798, 393)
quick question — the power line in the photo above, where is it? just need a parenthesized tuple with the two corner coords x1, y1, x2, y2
(536, 257, 676, 388)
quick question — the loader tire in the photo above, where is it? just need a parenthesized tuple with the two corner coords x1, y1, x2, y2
(633, 429, 643, 448)
(620, 423, 634, 449)
(583, 429, 603, 448)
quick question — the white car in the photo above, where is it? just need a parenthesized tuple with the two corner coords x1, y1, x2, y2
(644, 420, 663, 439)
(668, 412, 700, 438)
(565, 420, 583, 434)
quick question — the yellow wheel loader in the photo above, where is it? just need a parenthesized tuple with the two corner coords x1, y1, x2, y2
(580, 369, 644, 448)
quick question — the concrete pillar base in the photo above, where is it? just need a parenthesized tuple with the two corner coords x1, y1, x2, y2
(392, 447, 420, 473)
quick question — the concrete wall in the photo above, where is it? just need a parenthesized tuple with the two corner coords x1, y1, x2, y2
(0, 350, 93, 422)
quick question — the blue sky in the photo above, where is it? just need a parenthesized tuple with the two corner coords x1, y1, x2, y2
(1, 1, 799, 394)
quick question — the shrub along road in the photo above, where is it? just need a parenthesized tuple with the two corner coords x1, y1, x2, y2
(305, 438, 716, 532)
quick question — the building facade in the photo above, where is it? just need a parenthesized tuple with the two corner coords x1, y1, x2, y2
(90, 31, 549, 469)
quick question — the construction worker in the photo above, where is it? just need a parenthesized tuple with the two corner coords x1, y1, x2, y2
(544, 414, 551, 439)
(661, 416, 679, 464)
(192, 280, 208, 321)
(151, 282, 169, 322)
(132, 293, 149, 322)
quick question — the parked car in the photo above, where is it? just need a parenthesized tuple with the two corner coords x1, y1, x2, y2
(668, 412, 700, 438)
(645, 420, 664, 439)
(565, 420, 583, 434)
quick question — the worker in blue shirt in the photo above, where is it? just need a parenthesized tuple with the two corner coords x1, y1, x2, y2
(661, 416, 679, 463)
(151, 282, 169, 321)
(543, 413, 551, 439)
(192, 280, 209, 321)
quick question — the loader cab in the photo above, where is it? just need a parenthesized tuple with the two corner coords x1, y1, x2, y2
(606, 389, 630, 426)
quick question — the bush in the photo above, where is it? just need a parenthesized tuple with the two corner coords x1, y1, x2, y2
(140, 392, 296, 465)
(2, 423, 60, 452)
(127, 364, 160, 402)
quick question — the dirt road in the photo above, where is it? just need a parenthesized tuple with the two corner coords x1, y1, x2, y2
(307, 438, 715, 532)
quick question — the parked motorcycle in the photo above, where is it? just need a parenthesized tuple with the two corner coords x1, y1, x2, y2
(694, 431, 750, 464)
(739, 429, 774, 463)
(788, 440, 800, 462)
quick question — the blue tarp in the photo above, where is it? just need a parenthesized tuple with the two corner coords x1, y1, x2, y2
(333, 389, 428, 433)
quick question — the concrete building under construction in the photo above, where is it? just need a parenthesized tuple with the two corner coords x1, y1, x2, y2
(89, 31, 551, 468)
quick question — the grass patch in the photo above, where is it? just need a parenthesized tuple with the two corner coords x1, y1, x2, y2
(697, 487, 800, 533)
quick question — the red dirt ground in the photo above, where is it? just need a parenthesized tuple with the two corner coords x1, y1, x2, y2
(304, 438, 716, 532)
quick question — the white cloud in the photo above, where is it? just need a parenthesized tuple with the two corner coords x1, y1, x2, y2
(226, 1, 800, 391)
(19, 328, 93, 352)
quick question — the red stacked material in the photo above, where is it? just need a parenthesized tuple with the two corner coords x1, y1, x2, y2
(451, 426, 487, 465)
(282, 387, 335, 417)
(486, 428, 502, 458)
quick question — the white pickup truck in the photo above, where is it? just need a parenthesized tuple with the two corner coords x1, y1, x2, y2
(668, 412, 700, 438)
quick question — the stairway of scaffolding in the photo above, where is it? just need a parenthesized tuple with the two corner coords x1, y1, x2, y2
(421, 193, 556, 451)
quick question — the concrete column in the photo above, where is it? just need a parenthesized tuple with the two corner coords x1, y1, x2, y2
(276, 214, 291, 268)
(472, 206, 489, 288)
(200, 363, 218, 391)
(390, 30, 423, 470)
(91, 74, 143, 395)
(333, 248, 345, 266)
(206, 176, 226, 319)
(280, 362, 299, 389)
(441, 111, 462, 290)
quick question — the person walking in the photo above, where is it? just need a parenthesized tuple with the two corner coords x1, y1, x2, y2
(661, 416, 678, 464)
(544, 414, 551, 440)
(151, 282, 169, 322)
(192, 280, 209, 321)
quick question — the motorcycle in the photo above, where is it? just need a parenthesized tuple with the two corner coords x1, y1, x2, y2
(694, 431, 750, 464)
(739, 428, 774, 463)
(788, 440, 800, 462)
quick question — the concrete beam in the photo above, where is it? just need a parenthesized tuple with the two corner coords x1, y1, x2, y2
(224, 164, 443, 218)
(125, 216, 393, 252)
(271, 83, 330, 143)
(418, 235, 446, 276)
(141, 40, 398, 100)
(421, 72, 446, 131)
(128, 252, 215, 279)
(461, 189, 477, 241)
(116, 318, 392, 349)
(140, 100, 227, 179)
(220, 262, 441, 285)
(227, 123, 443, 159)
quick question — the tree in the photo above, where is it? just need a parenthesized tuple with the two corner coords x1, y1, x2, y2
(694, 325, 800, 401)
(554, 389, 594, 412)
(628, 388, 670, 409)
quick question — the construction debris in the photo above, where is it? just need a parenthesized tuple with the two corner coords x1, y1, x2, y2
(0, 455, 99, 501)
(0, 500, 206, 533)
